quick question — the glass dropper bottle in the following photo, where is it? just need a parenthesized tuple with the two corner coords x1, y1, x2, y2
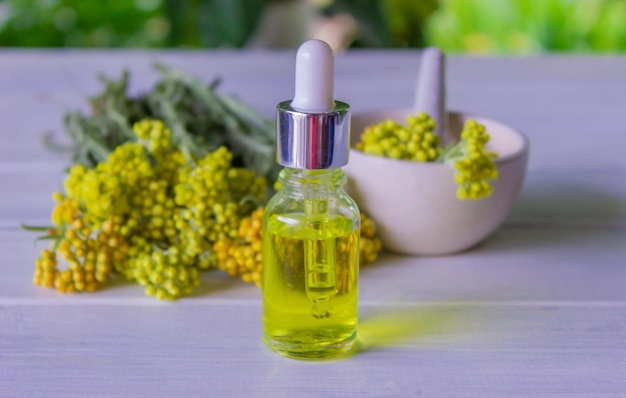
(262, 40, 360, 360)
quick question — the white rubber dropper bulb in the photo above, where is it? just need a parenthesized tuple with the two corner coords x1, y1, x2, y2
(291, 40, 335, 113)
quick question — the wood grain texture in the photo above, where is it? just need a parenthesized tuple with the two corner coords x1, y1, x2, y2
(1, 51, 626, 397)
(1, 304, 625, 398)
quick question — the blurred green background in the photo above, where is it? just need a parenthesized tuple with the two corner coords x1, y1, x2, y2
(1, 0, 625, 53)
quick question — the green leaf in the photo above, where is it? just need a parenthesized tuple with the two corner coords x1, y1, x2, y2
(21, 224, 52, 232)
(34, 235, 60, 242)
(196, 0, 266, 47)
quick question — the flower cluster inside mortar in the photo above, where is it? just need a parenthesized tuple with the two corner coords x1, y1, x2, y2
(262, 40, 360, 360)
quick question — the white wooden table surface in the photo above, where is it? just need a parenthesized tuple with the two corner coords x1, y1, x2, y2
(1, 50, 625, 397)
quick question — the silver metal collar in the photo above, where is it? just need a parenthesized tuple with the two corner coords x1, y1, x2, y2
(276, 101, 351, 170)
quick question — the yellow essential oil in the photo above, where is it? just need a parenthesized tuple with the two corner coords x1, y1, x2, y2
(265, 39, 358, 360)
(263, 211, 359, 359)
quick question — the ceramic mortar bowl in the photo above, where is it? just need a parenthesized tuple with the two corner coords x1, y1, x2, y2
(344, 109, 529, 255)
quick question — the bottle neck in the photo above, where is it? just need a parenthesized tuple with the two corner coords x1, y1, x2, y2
(278, 167, 346, 196)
